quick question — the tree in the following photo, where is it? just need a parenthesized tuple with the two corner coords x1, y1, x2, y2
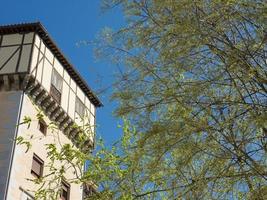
(17, 0, 267, 199)
(91, 0, 267, 199)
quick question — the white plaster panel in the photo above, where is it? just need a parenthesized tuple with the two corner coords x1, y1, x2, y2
(45, 47, 54, 64)
(42, 59, 53, 91)
(18, 45, 31, 72)
(36, 57, 43, 83)
(89, 114, 95, 140)
(85, 97, 91, 111)
(68, 90, 75, 119)
(31, 69, 36, 77)
(54, 58, 64, 76)
(0, 46, 18, 74)
(90, 120, 95, 136)
(90, 103, 95, 116)
(70, 78, 77, 92)
(63, 70, 70, 84)
(90, 113, 95, 127)
(61, 81, 69, 111)
(89, 112, 95, 140)
(84, 108, 89, 119)
(83, 109, 90, 127)
(89, 134, 94, 144)
(76, 86, 85, 104)
(2, 34, 22, 46)
(24, 32, 34, 44)
(40, 40, 45, 54)
(30, 46, 39, 72)
(34, 34, 41, 47)
(75, 113, 83, 126)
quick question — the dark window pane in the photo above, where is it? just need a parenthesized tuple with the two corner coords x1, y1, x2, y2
(75, 97, 85, 117)
(31, 154, 43, 178)
(60, 181, 70, 200)
(50, 84, 61, 103)
(50, 69, 62, 103)
(51, 69, 63, 91)
(39, 120, 47, 135)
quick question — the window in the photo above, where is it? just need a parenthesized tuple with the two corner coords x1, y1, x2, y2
(31, 154, 44, 178)
(50, 69, 63, 103)
(60, 181, 70, 200)
(75, 97, 85, 117)
(38, 119, 47, 135)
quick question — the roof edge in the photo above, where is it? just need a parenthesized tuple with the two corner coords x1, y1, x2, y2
(0, 22, 103, 107)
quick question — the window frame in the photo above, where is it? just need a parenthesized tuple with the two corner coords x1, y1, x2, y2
(60, 180, 70, 200)
(50, 69, 63, 104)
(75, 96, 85, 118)
(38, 119, 47, 135)
(31, 154, 44, 178)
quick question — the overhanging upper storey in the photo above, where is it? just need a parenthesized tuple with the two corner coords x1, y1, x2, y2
(0, 22, 102, 107)
(0, 22, 102, 149)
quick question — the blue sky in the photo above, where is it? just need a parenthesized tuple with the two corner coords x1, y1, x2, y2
(0, 0, 125, 146)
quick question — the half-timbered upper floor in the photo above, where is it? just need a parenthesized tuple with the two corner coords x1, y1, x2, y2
(0, 22, 102, 148)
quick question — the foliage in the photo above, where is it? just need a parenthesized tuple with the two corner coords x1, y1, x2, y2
(15, 111, 89, 199)
(92, 0, 267, 199)
(16, 0, 267, 199)
(16, 114, 137, 199)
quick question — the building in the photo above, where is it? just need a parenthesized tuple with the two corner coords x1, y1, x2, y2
(0, 22, 102, 200)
